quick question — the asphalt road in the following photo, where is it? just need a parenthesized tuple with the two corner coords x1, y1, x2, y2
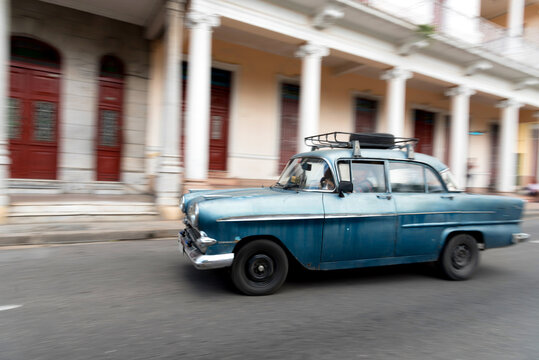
(1, 220, 539, 360)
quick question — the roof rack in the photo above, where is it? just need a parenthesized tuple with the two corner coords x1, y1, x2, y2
(305, 132, 419, 158)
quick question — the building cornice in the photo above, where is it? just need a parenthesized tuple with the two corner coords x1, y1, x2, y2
(445, 86, 476, 97)
(496, 99, 523, 109)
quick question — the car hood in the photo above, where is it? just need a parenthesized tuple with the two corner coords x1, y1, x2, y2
(183, 186, 325, 222)
(182, 187, 296, 211)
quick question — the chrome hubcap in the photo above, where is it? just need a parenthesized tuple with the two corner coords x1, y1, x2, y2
(247, 254, 274, 282)
(452, 244, 471, 269)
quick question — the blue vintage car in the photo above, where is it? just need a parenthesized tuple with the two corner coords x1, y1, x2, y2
(179, 132, 529, 295)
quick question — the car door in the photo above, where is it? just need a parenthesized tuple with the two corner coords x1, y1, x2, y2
(321, 160, 397, 264)
(388, 161, 455, 257)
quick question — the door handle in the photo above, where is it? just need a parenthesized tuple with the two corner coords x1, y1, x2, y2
(441, 195, 454, 200)
(377, 194, 392, 200)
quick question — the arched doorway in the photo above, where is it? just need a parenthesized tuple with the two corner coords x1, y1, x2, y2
(9, 36, 61, 179)
(96, 55, 124, 181)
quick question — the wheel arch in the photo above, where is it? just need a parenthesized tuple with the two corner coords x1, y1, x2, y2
(233, 235, 307, 269)
(440, 229, 484, 256)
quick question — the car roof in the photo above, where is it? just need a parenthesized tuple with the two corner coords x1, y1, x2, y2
(293, 148, 449, 172)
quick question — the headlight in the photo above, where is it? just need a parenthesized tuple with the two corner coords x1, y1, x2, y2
(188, 202, 199, 228)
(179, 195, 186, 213)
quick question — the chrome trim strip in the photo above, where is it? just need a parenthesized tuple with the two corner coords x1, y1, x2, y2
(217, 211, 496, 222)
(403, 219, 521, 228)
(325, 213, 396, 219)
(399, 211, 496, 216)
(402, 222, 460, 228)
(217, 214, 325, 222)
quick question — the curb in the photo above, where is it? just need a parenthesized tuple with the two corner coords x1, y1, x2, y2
(0, 228, 180, 247)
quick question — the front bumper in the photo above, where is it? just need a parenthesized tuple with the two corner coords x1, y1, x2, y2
(512, 233, 530, 244)
(178, 229, 234, 270)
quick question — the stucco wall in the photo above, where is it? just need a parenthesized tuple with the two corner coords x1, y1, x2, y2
(10, 0, 149, 189)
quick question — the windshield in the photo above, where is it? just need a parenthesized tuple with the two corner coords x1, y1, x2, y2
(275, 158, 335, 191)
(440, 169, 463, 192)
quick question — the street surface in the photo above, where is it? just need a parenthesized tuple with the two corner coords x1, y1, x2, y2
(1, 220, 539, 360)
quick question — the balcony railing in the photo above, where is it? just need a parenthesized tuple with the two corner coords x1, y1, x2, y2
(358, 0, 539, 70)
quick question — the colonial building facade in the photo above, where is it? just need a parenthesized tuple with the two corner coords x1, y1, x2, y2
(0, 0, 538, 221)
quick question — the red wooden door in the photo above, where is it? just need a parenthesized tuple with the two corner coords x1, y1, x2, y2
(209, 84, 230, 171)
(444, 115, 451, 165)
(96, 80, 123, 181)
(9, 65, 60, 179)
(279, 83, 300, 172)
(180, 64, 231, 172)
(489, 123, 500, 189)
(414, 110, 435, 155)
(355, 97, 377, 133)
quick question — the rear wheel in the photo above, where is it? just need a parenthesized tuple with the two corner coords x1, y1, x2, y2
(439, 234, 479, 280)
(231, 240, 288, 296)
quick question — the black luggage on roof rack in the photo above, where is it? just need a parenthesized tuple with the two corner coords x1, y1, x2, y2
(349, 133, 395, 149)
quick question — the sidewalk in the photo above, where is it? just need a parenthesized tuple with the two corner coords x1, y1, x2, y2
(0, 199, 537, 247)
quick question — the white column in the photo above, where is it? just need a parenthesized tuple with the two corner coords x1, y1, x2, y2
(145, 41, 164, 179)
(184, 11, 220, 180)
(380, 68, 412, 137)
(295, 43, 329, 153)
(0, 0, 10, 222)
(445, 86, 475, 189)
(534, 112, 539, 182)
(496, 99, 522, 192)
(433, 112, 446, 160)
(155, 0, 185, 213)
(508, 0, 525, 37)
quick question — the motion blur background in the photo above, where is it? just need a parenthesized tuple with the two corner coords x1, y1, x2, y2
(0, 0, 538, 222)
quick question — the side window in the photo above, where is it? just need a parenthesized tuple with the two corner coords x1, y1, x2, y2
(351, 162, 386, 193)
(425, 167, 445, 193)
(389, 162, 425, 193)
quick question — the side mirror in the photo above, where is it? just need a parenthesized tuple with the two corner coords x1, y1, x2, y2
(338, 181, 353, 197)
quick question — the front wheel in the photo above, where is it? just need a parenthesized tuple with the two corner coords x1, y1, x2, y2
(231, 240, 288, 296)
(439, 234, 479, 280)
